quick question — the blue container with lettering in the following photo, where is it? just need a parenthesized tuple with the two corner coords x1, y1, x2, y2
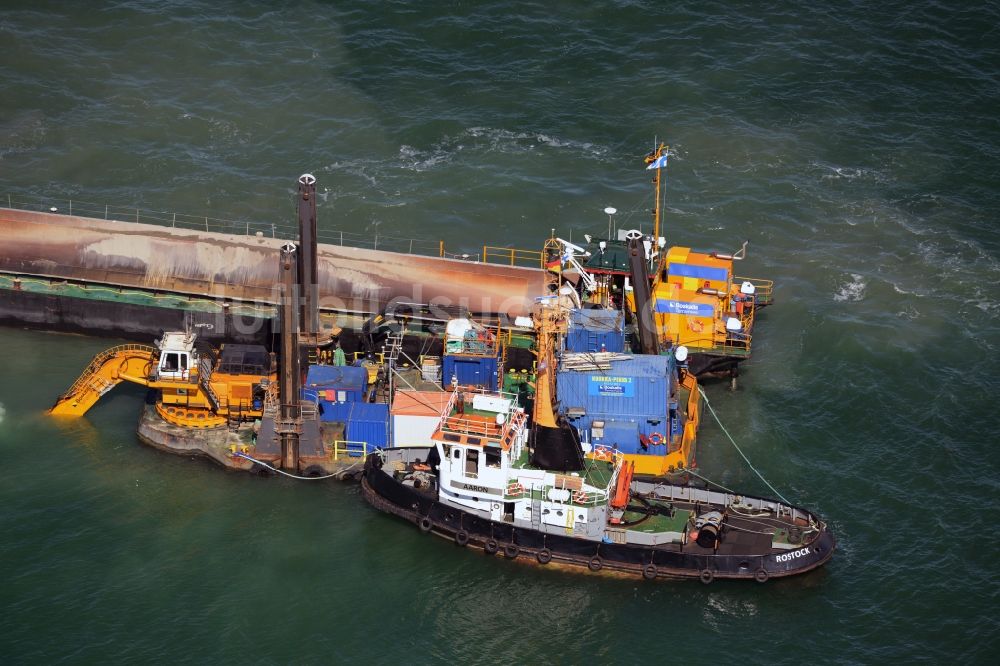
(556, 353, 673, 449)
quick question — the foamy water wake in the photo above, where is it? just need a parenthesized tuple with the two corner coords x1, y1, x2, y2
(834, 274, 867, 302)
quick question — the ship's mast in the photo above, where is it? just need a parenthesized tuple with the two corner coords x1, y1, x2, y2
(297, 173, 319, 338)
(646, 141, 668, 241)
(532, 306, 560, 429)
(278, 242, 302, 471)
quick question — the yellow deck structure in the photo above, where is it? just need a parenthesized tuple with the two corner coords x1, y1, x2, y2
(609, 372, 700, 477)
(651, 246, 773, 358)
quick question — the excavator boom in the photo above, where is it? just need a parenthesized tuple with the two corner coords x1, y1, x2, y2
(50, 344, 158, 416)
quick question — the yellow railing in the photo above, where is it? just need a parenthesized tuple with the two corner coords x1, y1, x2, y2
(352, 351, 385, 364)
(331, 440, 372, 460)
(481, 246, 545, 268)
(736, 276, 774, 306)
(658, 333, 751, 357)
(678, 373, 701, 466)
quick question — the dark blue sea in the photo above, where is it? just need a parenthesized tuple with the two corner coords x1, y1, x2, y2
(1, 1, 998, 663)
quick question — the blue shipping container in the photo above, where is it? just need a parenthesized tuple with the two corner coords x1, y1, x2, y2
(565, 309, 625, 353)
(308, 401, 388, 451)
(442, 354, 499, 389)
(313, 401, 352, 423)
(304, 364, 368, 404)
(345, 402, 389, 450)
(557, 354, 674, 449)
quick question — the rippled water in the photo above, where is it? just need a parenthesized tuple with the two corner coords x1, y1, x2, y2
(2, 1, 999, 663)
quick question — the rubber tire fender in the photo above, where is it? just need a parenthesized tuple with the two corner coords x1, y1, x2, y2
(643, 564, 658, 580)
(303, 465, 326, 478)
(252, 463, 275, 478)
(699, 569, 714, 584)
(588, 556, 603, 572)
(754, 568, 769, 583)
(418, 516, 433, 533)
(454, 530, 469, 547)
(484, 539, 499, 554)
(503, 543, 519, 559)
(536, 548, 553, 565)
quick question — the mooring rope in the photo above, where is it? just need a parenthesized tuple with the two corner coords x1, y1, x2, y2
(679, 467, 737, 494)
(234, 451, 359, 480)
(697, 386, 792, 505)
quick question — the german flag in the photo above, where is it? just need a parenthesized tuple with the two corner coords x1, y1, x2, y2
(545, 256, 562, 274)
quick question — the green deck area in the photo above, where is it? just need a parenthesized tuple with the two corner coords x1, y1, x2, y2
(622, 507, 692, 534)
(450, 406, 503, 419)
(0, 271, 274, 318)
(581, 459, 614, 488)
(507, 333, 536, 350)
(509, 450, 616, 498)
(581, 239, 630, 273)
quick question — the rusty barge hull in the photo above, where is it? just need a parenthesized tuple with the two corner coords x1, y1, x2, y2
(0, 208, 545, 341)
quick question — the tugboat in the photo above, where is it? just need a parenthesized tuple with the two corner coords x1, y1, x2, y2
(362, 305, 835, 582)
(361, 390, 834, 582)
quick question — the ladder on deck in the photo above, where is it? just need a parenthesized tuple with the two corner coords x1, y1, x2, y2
(226, 401, 241, 431)
(384, 331, 404, 366)
(498, 341, 508, 391)
(198, 358, 224, 414)
(382, 330, 405, 402)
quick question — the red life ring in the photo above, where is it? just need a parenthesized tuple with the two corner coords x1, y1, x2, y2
(648, 432, 664, 446)
(573, 490, 589, 504)
(593, 446, 613, 462)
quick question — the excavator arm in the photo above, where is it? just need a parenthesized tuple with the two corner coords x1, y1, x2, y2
(49, 344, 158, 416)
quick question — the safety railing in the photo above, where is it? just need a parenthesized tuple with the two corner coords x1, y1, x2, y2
(506, 453, 622, 507)
(482, 246, 544, 268)
(352, 351, 386, 364)
(677, 374, 701, 465)
(331, 440, 372, 460)
(659, 328, 754, 357)
(2, 192, 448, 260)
(439, 387, 524, 445)
(443, 321, 502, 357)
(736, 276, 774, 306)
(442, 251, 481, 262)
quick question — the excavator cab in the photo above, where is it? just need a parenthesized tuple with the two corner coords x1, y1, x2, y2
(155, 332, 197, 381)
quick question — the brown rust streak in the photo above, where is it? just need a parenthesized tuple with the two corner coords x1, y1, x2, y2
(0, 208, 545, 316)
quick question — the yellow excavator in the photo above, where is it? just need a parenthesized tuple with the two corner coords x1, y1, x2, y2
(50, 331, 275, 428)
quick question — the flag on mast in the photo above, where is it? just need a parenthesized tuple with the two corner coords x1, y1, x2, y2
(646, 153, 668, 170)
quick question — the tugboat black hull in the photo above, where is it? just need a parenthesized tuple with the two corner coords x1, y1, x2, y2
(362, 452, 834, 583)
